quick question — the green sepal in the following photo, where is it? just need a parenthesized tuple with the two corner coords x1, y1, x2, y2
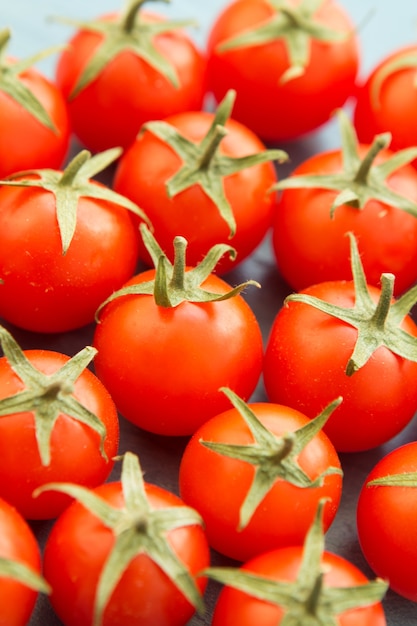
(202, 499, 388, 625)
(0, 557, 51, 594)
(0, 325, 108, 466)
(0, 28, 65, 132)
(272, 109, 417, 218)
(0, 148, 150, 254)
(142, 89, 288, 236)
(217, 0, 350, 83)
(96, 223, 260, 318)
(286, 232, 417, 375)
(52, 0, 198, 96)
(367, 471, 417, 488)
(200, 389, 342, 530)
(371, 50, 417, 107)
(35, 451, 206, 626)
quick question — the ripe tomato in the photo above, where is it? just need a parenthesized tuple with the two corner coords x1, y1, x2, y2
(41, 452, 210, 626)
(206, 0, 359, 141)
(357, 441, 417, 602)
(93, 227, 263, 436)
(0, 326, 119, 520)
(179, 389, 342, 562)
(263, 234, 417, 452)
(272, 111, 417, 295)
(113, 90, 284, 274)
(354, 44, 417, 164)
(55, 3, 207, 153)
(0, 149, 144, 333)
(0, 496, 49, 626)
(0, 30, 70, 179)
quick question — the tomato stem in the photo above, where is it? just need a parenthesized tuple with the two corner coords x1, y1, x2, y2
(353, 133, 390, 185)
(120, 0, 147, 34)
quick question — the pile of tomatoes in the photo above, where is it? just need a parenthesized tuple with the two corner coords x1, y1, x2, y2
(2, 0, 417, 624)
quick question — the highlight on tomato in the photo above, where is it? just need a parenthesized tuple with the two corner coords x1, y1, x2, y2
(93, 224, 264, 436)
(179, 387, 343, 562)
(0, 28, 70, 178)
(0, 325, 119, 520)
(39, 452, 210, 626)
(271, 109, 417, 296)
(357, 441, 417, 602)
(113, 89, 287, 274)
(205, 499, 388, 626)
(54, 0, 207, 153)
(263, 232, 417, 452)
(205, 0, 360, 141)
(0, 148, 149, 333)
(0, 496, 50, 626)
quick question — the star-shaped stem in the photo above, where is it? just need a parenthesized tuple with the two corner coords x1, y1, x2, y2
(0, 557, 51, 595)
(200, 388, 342, 530)
(204, 499, 388, 625)
(142, 89, 288, 236)
(96, 223, 260, 317)
(0, 325, 108, 466)
(273, 109, 417, 217)
(36, 451, 205, 626)
(371, 49, 417, 107)
(286, 231, 417, 375)
(54, 0, 198, 97)
(0, 148, 150, 254)
(0, 28, 64, 131)
(217, 0, 350, 83)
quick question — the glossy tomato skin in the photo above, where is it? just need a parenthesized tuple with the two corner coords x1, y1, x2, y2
(179, 402, 342, 562)
(0, 350, 119, 520)
(43, 481, 210, 626)
(263, 281, 417, 452)
(113, 111, 278, 274)
(354, 45, 417, 161)
(211, 546, 386, 626)
(0, 178, 140, 333)
(0, 497, 44, 626)
(55, 11, 207, 153)
(0, 60, 70, 179)
(93, 270, 263, 436)
(272, 147, 417, 296)
(206, 0, 359, 141)
(357, 442, 417, 601)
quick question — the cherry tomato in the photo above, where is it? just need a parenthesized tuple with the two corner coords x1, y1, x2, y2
(55, 3, 207, 153)
(357, 441, 417, 602)
(206, 0, 360, 141)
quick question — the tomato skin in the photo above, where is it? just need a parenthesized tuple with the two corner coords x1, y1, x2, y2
(0, 178, 140, 333)
(263, 281, 417, 452)
(55, 11, 207, 153)
(0, 497, 43, 626)
(206, 0, 359, 141)
(113, 110, 278, 274)
(272, 147, 417, 296)
(43, 481, 210, 626)
(211, 546, 386, 626)
(179, 402, 342, 562)
(353, 45, 417, 162)
(93, 270, 263, 436)
(0, 350, 119, 520)
(0, 61, 70, 179)
(357, 441, 417, 602)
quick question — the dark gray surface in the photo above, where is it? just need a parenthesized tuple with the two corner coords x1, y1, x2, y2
(4, 1, 417, 624)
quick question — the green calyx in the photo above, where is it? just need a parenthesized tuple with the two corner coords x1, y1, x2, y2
(36, 451, 205, 626)
(142, 89, 288, 236)
(0, 28, 64, 131)
(286, 232, 417, 376)
(0, 325, 108, 466)
(0, 147, 150, 254)
(0, 557, 51, 595)
(367, 471, 417, 488)
(217, 0, 351, 83)
(203, 499, 388, 625)
(371, 49, 417, 108)
(96, 223, 260, 318)
(54, 0, 198, 97)
(273, 109, 417, 217)
(200, 388, 343, 530)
